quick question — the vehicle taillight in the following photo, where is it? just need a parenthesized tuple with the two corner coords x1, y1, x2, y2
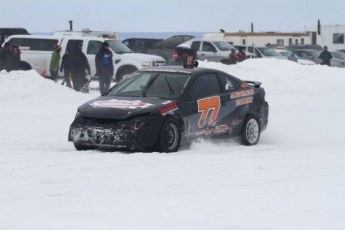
(173, 51, 178, 59)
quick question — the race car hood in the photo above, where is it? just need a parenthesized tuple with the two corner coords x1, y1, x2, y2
(79, 96, 176, 120)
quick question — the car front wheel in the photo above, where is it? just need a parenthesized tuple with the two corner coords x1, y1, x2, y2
(154, 117, 181, 152)
(241, 115, 260, 146)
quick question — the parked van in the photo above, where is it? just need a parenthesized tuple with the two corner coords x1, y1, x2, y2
(3, 35, 165, 81)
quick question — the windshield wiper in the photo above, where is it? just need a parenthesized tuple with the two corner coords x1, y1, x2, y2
(143, 74, 159, 97)
(164, 76, 175, 98)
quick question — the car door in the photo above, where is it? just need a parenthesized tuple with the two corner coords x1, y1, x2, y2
(190, 41, 201, 59)
(217, 72, 252, 135)
(184, 73, 224, 137)
(199, 41, 218, 61)
(86, 40, 102, 76)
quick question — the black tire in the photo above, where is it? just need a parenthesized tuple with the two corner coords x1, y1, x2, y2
(241, 114, 261, 146)
(19, 62, 31, 71)
(154, 117, 181, 152)
(115, 66, 137, 82)
(74, 142, 97, 151)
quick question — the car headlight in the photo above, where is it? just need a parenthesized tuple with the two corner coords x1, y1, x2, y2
(142, 61, 151, 68)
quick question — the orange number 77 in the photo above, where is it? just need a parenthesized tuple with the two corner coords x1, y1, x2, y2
(197, 96, 221, 128)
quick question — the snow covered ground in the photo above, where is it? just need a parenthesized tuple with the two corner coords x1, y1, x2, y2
(1, 59, 345, 230)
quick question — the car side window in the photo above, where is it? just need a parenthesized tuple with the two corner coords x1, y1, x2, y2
(7, 38, 59, 51)
(122, 40, 129, 47)
(188, 74, 221, 101)
(191, 41, 201, 52)
(217, 73, 241, 93)
(66, 39, 83, 51)
(299, 51, 309, 58)
(87, 41, 102, 54)
(254, 48, 262, 57)
(202, 42, 215, 52)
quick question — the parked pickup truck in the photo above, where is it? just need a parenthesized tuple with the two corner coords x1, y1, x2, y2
(122, 35, 194, 65)
(176, 39, 236, 64)
(4, 35, 166, 82)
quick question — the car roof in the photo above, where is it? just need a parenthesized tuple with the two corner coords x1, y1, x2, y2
(139, 65, 224, 75)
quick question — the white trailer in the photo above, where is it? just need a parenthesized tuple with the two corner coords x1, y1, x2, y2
(304, 24, 345, 51)
(202, 32, 310, 48)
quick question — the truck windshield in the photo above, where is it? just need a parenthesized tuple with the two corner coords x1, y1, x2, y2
(257, 47, 281, 56)
(331, 51, 345, 59)
(108, 71, 191, 99)
(213, 42, 235, 51)
(107, 40, 133, 54)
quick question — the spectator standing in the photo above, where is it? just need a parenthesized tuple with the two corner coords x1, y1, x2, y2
(9, 44, 21, 71)
(236, 47, 247, 62)
(319, 46, 333, 66)
(69, 43, 91, 92)
(228, 49, 238, 65)
(60, 48, 72, 88)
(49, 45, 61, 82)
(0, 42, 12, 71)
(95, 41, 114, 94)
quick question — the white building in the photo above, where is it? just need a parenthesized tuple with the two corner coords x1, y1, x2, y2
(304, 24, 345, 51)
(202, 32, 310, 48)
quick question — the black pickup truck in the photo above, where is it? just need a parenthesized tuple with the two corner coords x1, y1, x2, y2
(122, 35, 194, 65)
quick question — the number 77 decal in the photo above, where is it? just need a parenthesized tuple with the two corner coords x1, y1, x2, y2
(197, 96, 221, 128)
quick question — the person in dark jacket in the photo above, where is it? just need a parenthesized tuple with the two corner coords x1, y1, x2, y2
(0, 42, 12, 72)
(60, 48, 72, 88)
(236, 47, 247, 62)
(68, 43, 91, 92)
(228, 49, 238, 65)
(9, 44, 21, 71)
(319, 46, 333, 66)
(95, 41, 114, 94)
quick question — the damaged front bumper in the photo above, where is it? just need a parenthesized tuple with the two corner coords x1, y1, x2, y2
(68, 115, 162, 150)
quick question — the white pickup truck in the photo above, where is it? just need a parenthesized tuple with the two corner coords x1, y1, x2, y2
(3, 35, 166, 81)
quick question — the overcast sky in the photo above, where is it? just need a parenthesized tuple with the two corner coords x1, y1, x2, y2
(1, 0, 344, 33)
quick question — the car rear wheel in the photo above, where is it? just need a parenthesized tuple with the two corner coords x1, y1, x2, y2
(154, 117, 181, 152)
(241, 115, 260, 146)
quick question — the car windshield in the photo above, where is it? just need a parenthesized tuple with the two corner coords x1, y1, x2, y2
(279, 51, 300, 59)
(257, 47, 281, 56)
(107, 71, 191, 99)
(107, 40, 133, 54)
(331, 51, 345, 59)
(213, 42, 235, 51)
(309, 50, 321, 57)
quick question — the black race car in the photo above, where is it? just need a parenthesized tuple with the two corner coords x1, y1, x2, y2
(68, 62, 269, 152)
